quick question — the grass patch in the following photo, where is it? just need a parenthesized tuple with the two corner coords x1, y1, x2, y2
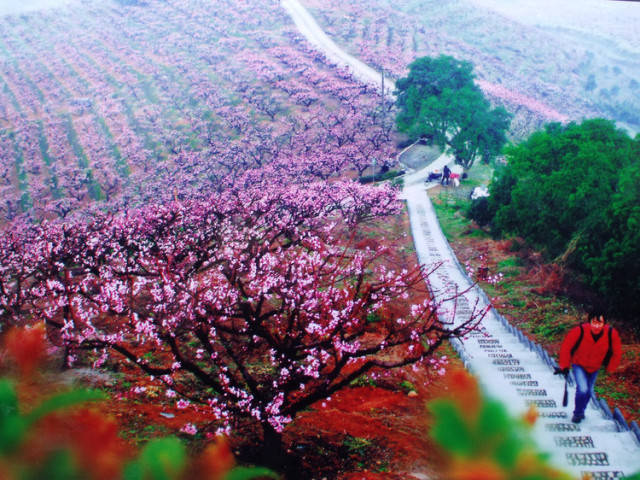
(497, 257, 524, 277)
(464, 162, 493, 187)
(595, 382, 630, 401)
(523, 316, 567, 340)
(350, 375, 378, 388)
(466, 228, 490, 239)
(497, 258, 523, 268)
(431, 194, 472, 241)
(342, 435, 374, 457)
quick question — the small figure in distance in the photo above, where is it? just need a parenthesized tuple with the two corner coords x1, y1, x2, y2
(450, 172, 460, 187)
(441, 164, 451, 186)
(556, 310, 622, 423)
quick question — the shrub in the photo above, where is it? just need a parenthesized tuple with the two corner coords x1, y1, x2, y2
(428, 369, 573, 480)
(486, 119, 640, 322)
(0, 325, 275, 480)
(467, 197, 492, 227)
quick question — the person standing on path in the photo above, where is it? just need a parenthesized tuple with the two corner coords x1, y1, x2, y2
(557, 311, 622, 423)
(441, 165, 451, 185)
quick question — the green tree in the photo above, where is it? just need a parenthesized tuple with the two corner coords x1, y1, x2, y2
(485, 118, 640, 320)
(395, 55, 511, 169)
(579, 160, 640, 317)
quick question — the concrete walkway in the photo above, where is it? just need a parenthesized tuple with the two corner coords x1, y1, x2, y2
(281, 1, 640, 477)
(403, 167, 640, 479)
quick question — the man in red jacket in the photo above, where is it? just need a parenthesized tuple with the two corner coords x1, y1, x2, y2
(557, 311, 622, 423)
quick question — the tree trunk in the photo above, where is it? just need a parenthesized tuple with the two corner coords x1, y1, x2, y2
(261, 423, 287, 472)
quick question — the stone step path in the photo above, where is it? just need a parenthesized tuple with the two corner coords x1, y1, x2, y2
(403, 180, 640, 478)
(280, 1, 640, 477)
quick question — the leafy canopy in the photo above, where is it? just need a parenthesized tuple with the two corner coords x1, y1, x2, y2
(395, 55, 511, 169)
(482, 118, 640, 319)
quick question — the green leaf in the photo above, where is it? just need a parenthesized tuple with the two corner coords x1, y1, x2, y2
(0, 380, 25, 454)
(25, 389, 107, 426)
(0, 415, 26, 455)
(27, 449, 81, 480)
(123, 460, 144, 480)
(476, 400, 524, 468)
(0, 380, 18, 420)
(125, 437, 186, 480)
(492, 432, 522, 469)
(476, 399, 510, 439)
(427, 399, 473, 456)
(224, 466, 279, 480)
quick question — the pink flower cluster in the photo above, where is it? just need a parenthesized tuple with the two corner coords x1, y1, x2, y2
(0, 176, 486, 436)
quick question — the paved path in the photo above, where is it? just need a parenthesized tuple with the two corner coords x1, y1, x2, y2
(281, 1, 640, 477)
(281, 0, 394, 95)
(403, 171, 640, 479)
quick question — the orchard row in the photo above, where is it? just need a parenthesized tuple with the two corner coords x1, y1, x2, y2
(0, 0, 396, 224)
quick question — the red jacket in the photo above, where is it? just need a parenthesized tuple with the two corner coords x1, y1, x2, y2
(559, 323, 622, 373)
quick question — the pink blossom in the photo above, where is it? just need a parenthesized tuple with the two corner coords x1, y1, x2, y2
(180, 423, 197, 435)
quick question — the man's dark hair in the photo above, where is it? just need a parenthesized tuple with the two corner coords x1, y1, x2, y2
(587, 309, 606, 322)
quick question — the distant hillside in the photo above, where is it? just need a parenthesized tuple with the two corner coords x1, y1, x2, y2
(303, 0, 640, 137)
(115, 0, 149, 6)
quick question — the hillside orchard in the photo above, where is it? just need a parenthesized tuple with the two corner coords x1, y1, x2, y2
(0, 0, 494, 472)
(302, 0, 640, 137)
(0, 0, 397, 224)
(0, 175, 488, 467)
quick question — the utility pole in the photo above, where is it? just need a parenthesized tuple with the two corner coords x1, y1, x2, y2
(381, 69, 385, 131)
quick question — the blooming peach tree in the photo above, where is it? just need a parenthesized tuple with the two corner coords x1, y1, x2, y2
(0, 177, 485, 466)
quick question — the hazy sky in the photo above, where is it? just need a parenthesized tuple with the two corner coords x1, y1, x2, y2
(468, 0, 640, 51)
(2, 0, 638, 52)
(0, 0, 78, 15)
